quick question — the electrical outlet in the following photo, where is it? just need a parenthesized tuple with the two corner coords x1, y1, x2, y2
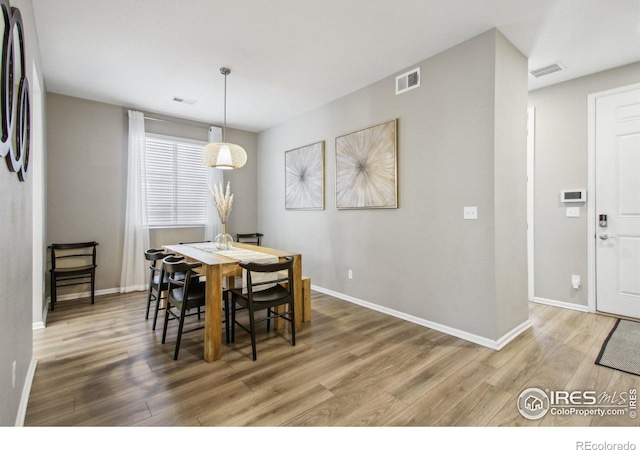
(348, 270, 353, 280)
(12, 361, 16, 388)
(572, 275, 580, 289)
(464, 207, 478, 220)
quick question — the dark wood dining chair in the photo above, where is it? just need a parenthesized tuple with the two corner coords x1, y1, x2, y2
(236, 233, 264, 246)
(161, 257, 206, 360)
(144, 248, 174, 329)
(229, 256, 295, 361)
(49, 242, 98, 311)
(161, 257, 230, 359)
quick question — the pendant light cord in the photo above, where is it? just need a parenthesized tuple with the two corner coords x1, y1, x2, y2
(220, 67, 230, 143)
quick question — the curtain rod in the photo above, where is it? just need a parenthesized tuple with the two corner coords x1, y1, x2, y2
(143, 116, 211, 130)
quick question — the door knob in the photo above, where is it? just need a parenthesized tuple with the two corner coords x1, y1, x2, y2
(599, 233, 617, 240)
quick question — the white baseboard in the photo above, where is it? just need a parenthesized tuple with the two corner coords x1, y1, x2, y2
(311, 285, 530, 351)
(33, 303, 49, 330)
(51, 287, 122, 303)
(495, 319, 533, 350)
(15, 359, 37, 426)
(532, 296, 589, 313)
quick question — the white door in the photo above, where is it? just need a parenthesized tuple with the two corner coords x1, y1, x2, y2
(595, 85, 640, 318)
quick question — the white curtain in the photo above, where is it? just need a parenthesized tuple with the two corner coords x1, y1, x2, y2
(205, 125, 224, 241)
(120, 110, 150, 292)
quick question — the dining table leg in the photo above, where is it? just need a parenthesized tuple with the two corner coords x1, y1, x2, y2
(293, 254, 303, 332)
(204, 263, 223, 362)
(275, 254, 302, 332)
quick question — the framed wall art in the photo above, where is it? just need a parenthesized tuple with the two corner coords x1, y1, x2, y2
(335, 119, 397, 209)
(285, 141, 325, 210)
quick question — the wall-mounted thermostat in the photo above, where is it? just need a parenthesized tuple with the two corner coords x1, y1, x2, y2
(561, 189, 586, 203)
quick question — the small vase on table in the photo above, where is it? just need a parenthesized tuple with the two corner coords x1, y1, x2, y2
(209, 181, 235, 250)
(215, 223, 233, 250)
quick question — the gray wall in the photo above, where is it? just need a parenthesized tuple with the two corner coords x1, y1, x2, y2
(494, 31, 529, 338)
(47, 94, 126, 291)
(528, 62, 640, 307)
(0, 0, 46, 426)
(46, 94, 258, 294)
(257, 29, 528, 342)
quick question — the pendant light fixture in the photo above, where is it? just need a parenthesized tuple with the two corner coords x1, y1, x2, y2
(202, 68, 247, 169)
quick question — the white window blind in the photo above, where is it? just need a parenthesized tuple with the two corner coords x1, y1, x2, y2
(145, 133, 208, 228)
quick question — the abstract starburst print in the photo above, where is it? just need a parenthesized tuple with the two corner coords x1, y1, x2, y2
(336, 120, 397, 209)
(285, 142, 324, 210)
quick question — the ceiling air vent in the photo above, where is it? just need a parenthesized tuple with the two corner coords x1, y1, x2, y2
(172, 96, 197, 105)
(396, 67, 420, 95)
(530, 62, 564, 78)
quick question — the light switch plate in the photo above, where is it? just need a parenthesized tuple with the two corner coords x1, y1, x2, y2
(566, 207, 580, 218)
(464, 207, 478, 220)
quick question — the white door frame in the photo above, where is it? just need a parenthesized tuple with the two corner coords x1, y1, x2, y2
(587, 82, 640, 313)
(31, 61, 46, 329)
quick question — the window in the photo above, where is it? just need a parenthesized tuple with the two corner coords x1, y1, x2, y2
(145, 133, 208, 228)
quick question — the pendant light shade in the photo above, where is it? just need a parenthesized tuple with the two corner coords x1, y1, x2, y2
(202, 68, 247, 169)
(202, 142, 247, 169)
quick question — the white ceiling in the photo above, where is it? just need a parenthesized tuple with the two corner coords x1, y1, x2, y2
(32, 0, 640, 132)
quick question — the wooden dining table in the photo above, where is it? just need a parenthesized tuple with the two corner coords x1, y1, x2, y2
(163, 242, 303, 362)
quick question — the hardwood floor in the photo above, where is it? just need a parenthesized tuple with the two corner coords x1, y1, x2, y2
(25, 289, 639, 427)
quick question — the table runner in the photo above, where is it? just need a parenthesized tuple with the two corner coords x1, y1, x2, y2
(186, 243, 278, 291)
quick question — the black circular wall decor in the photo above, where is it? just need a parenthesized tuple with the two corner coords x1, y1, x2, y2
(0, 0, 30, 182)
